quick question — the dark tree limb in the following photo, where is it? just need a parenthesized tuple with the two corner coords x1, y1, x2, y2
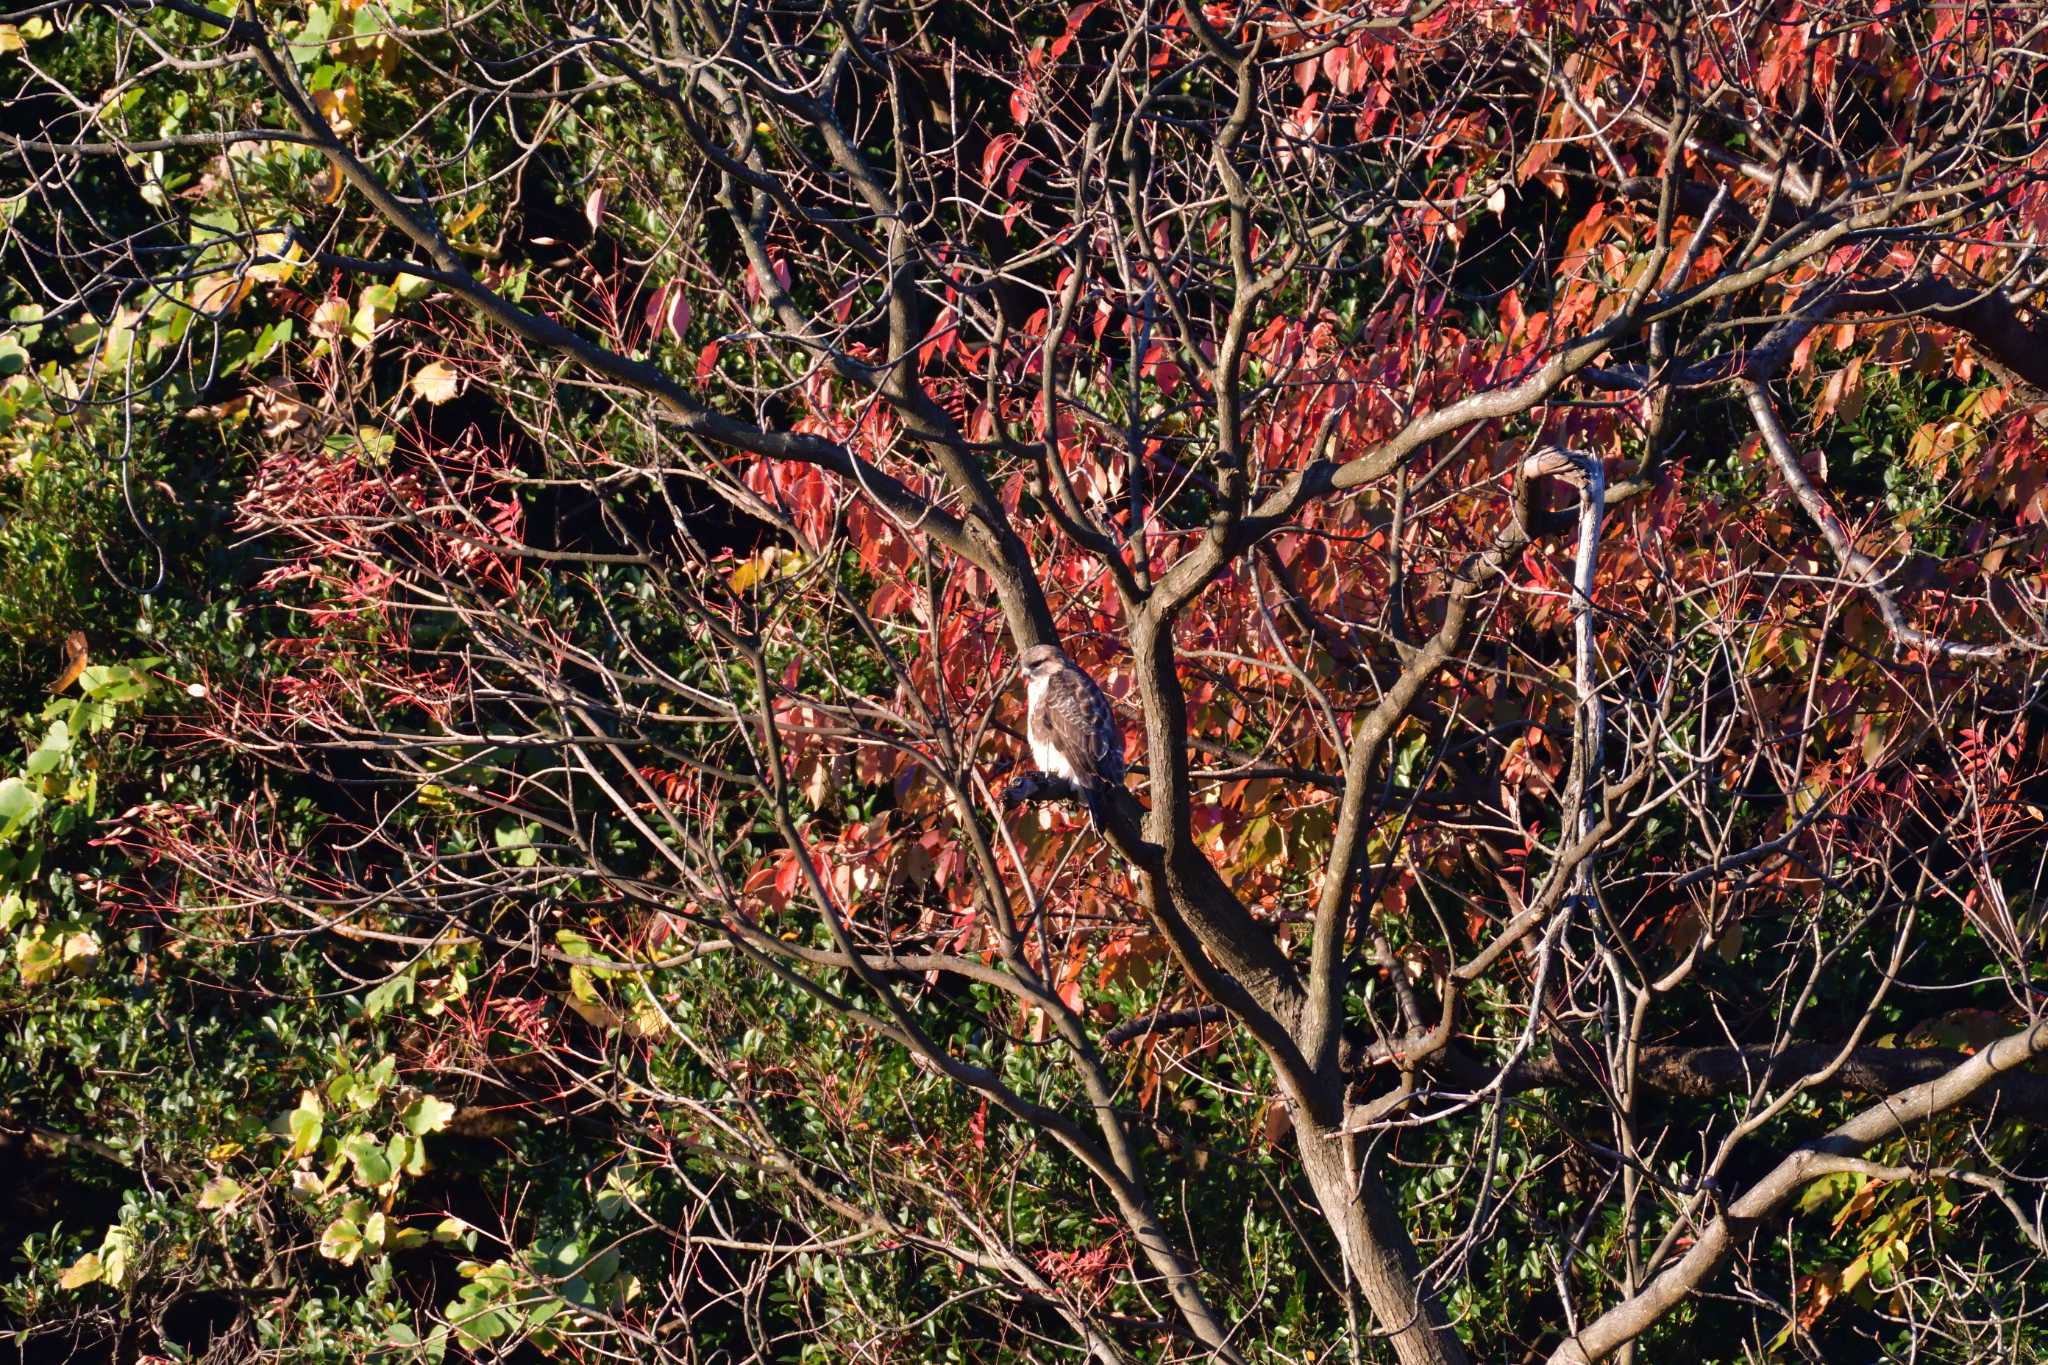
(1506, 1040, 2048, 1130)
(1548, 1022, 2048, 1364)
(1102, 1006, 1235, 1049)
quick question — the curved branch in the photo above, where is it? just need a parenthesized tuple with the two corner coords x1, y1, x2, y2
(1743, 378, 2046, 662)
(1548, 1021, 2048, 1364)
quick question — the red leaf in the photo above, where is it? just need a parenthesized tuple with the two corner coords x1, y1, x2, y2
(980, 133, 1020, 186)
(646, 283, 691, 342)
(1049, 0, 1101, 59)
(1004, 155, 1036, 205)
(743, 257, 792, 307)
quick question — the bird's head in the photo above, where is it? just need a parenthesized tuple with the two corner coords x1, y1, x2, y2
(1518, 445, 1593, 485)
(1015, 643, 1067, 681)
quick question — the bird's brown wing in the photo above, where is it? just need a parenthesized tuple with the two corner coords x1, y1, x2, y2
(1086, 674, 1125, 783)
(1040, 667, 1122, 785)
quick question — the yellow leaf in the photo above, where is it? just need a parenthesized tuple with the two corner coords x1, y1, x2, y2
(62, 931, 100, 969)
(246, 232, 303, 284)
(410, 361, 460, 405)
(310, 296, 350, 341)
(626, 1000, 670, 1039)
(444, 202, 487, 238)
(727, 548, 799, 592)
(0, 17, 51, 51)
(57, 1253, 102, 1290)
(191, 272, 254, 316)
(312, 79, 360, 135)
(563, 988, 623, 1031)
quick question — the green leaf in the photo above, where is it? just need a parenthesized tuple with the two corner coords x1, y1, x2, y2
(595, 1169, 643, 1220)
(343, 1132, 394, 1188)
(196, 1176, 243, 1210)
(63, 319, 102, 354)
(250, 318, 294, 366)
(387, 1131, 418, 1179)
(1797, 1170, 1857, 1213)
(364, 971, 415, 1018)
(494, 822, 540, 867)
(402, 1094, 456, 1136)
(15, 932, 61, 985)
(286, 1089, 325, 1158)
(288, 5, 333, 65)
(319, 1214, 364, 1265)
(0, 777, 43, 838)
(584, 1245, 621, 1286)
(534, 1235, 581, 1272)
(76, 663, 152, 704)
(448, 1281, 513, 1353)
(98, 1228, 135, 1287)
(24, 719, 70, 777)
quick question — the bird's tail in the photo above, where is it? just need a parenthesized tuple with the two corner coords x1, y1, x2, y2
(1082, 784, 1108, 833)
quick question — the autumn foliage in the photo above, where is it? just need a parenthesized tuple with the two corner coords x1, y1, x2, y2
(5, 0, 2048, 1362)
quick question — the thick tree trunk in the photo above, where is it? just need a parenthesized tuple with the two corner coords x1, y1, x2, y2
(1296, 1125, 1468, 1365)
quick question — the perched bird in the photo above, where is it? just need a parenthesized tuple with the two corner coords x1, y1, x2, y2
(1518, 445, 1593, 485)
(1017, 643, 1126, 832)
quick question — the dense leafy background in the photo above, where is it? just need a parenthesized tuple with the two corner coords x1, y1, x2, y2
(4, 1, 2048, 1362)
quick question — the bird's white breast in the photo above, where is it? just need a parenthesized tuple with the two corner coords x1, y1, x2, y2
(1026, 675, 1078, 780)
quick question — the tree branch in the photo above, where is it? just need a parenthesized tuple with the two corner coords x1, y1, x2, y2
(1548, 1022, 2048, 1364)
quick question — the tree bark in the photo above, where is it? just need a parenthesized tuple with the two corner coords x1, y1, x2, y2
(1296, 1124, 1469, 1365)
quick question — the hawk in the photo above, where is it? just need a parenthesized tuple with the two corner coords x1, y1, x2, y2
(1017, 643, 1126, 832)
